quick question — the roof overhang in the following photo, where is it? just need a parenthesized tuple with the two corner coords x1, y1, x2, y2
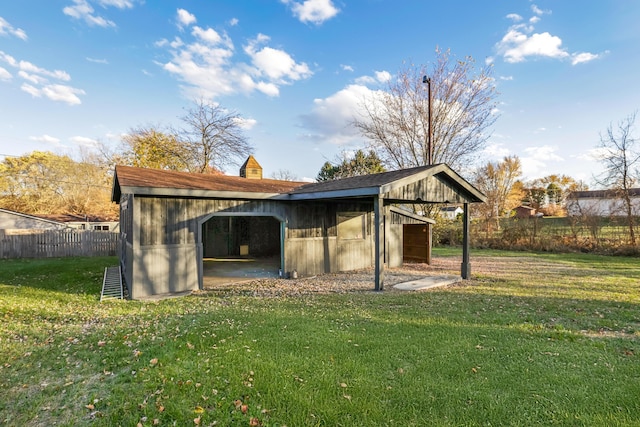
(112, 163, 487, 205)
(116, 185, 284, 200)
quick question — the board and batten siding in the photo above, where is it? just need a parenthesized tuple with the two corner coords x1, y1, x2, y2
(386, 175, 470, 203)
(124, 195, 386, 297)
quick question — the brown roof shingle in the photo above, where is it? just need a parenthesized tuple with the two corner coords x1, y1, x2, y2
(114, 165, 306, 196)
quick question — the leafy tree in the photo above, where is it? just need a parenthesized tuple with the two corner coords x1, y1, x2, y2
(316, 149, 386, 181)
(353, 48, 498, 171)
(0, 151, 116, 217)
(179, 99, 254, 173)
(120, 126, 190, 171)
(521, 174, 582, 215)
(473, 155, 523, 230)
(595, 112, 640, 245)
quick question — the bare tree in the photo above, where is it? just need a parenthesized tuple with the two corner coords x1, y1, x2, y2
(596, 112, 640, 246)
(179, 99, 254, 173)
(353, 48, 498, 171)
(270, 169, 299, 181)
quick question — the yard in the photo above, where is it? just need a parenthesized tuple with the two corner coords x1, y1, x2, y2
(1, 250, 639, 426)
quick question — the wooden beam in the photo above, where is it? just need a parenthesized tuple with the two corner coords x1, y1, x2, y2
(461, 203, 471, 279)
(374, 195, 385, 291)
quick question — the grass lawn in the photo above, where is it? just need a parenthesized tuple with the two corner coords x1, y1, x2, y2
(1, 250, 640, 426)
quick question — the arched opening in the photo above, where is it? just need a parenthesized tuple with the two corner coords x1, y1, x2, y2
(199, 214, 283, 287)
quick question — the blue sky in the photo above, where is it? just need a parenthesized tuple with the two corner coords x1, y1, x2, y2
(1, 1, 639, 185)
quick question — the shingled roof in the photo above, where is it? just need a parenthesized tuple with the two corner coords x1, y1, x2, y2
(112, 165, 307, 201)
(112, 162, 486, 204)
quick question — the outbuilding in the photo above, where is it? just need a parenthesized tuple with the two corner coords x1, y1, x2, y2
(111, 160, 486, 299)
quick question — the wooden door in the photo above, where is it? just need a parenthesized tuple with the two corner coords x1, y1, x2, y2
(403, 224, 430, 263)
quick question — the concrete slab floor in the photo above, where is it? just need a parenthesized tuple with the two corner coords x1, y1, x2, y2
(393, 275, 461, 291)
(202, 256, 280, 287)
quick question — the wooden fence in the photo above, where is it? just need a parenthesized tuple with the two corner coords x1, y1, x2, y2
(0, 230, 119, 259)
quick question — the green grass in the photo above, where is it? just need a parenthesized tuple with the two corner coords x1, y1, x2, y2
(1, 252, 640, 426)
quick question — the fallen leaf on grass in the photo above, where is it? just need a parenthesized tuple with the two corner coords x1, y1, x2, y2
(340, 382, 347, 388)
(85, 404, 95, 410)
(193, 416, 201, 425)
(194, 406, 204, 414)
(249, 417, 262, 426)
(150, 358, 158, 366)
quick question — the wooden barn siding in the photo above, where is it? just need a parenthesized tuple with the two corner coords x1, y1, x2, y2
(386, 176, 468, 203)
(131, 197, 379, 283)
(133, 244, 198, 298)
(131, 198, 288, 297)
(120, 194, 134, 244)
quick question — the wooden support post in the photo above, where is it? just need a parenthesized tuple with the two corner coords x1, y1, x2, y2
(374, 195, 385, 291)
(461, 202, 471, 279)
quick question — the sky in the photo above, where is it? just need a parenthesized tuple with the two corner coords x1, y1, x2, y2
(1, 1, 639, 185)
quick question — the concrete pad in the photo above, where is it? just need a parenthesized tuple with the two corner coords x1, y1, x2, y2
(393, 275, 461, 291)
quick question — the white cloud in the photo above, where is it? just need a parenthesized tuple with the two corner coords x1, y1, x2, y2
(497, 29, 569, 63)
(229, 18, 239, 26)
(298, 84, 378, 144)
(245, 34, 311, 82)
(234, 117, 257, 130)
(520, 145, 564, 179)
(0, 50, 84, 104)
(578, 147, 609, 161)
(63, 0, 116, 28)
(375, 70, 392, 82)
(18, 71, 47, 84)
(86, 57, 109, 64)
(571, 51, 603, 65)
(30, 134, 62, 146)
(282, 0, 340, 25)
(524, 145, 563, 161)
(0, 67, 11, 80)
(177, 8, 196, 28)
(159, 22, 311, 100)
(495, 8, 601, 66)
(98, 0, 134, 8)
(506, 13, 522, 22)
(21, 83, 86, 105)
(355, 70, 391, 86)
(70, 136, 98, 147)
(499, 75, 513, 81)
(483, 143, 510, 159)
(192, 26, 224, 45)
(0, 16, 28, 40)
(341, 64, 354, 72)
(531, 4, 547, 16)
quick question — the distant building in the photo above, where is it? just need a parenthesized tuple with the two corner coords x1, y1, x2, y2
(514, 205, 537, 218)
(439, 206, 463, 220)
(35, 213, 119, 232)
(566, 189, 640, 217)
(0, 208, 68, 233)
